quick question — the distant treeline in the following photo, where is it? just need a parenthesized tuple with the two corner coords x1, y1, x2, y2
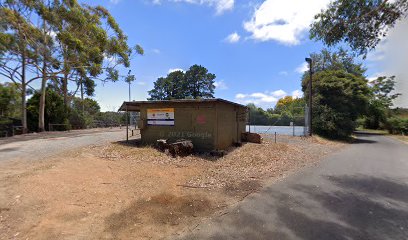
(247, 97, 305, 126)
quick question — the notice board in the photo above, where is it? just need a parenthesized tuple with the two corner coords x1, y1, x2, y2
(147, 108, 175, 126)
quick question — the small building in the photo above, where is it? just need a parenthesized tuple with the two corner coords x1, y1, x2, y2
(119, 99, 248, 151)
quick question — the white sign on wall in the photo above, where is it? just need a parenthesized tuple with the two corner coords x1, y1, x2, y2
(147, 108, 175, 126)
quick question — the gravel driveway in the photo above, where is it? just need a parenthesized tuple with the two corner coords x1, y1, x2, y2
(0, 128, 135, 162)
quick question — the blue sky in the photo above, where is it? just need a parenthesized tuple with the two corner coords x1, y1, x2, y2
(3, 0, 406, 110)
(92, 0, 336, 111)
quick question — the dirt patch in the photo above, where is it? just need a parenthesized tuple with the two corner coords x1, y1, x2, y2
(105, 193, 213, 239)
(0, 135, 344, 239)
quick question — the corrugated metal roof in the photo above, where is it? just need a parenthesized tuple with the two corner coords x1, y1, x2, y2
(118, 98, 247, 111)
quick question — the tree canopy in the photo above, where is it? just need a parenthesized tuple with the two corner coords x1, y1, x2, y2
(0, 82, 20, 118)
(310, 0, 408, 57)
(302, 70, 371, 139)
(246, 97, 305, 126)
(148, 65, 216, 100)
(364, 76, 400, 129)
(0, 0, 141, 132)
(303, 49, 366, 77)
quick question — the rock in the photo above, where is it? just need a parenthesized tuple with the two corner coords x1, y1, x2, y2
(241, 132, 262, 144)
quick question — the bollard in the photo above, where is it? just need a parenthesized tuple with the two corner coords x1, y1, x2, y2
(275, 132, 277, 143)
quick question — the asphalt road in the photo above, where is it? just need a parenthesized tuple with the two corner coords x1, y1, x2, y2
(0, 128, 132, 162)
(178, 133, 408, 240)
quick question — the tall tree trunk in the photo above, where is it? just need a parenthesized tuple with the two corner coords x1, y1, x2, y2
(80, 76, 84, 114)
(63, 72, 68, 106)
(38, 60, 47, 132)
(21, 53, 27, 134)
(62, 52, 68, 106)
(39, 20, 47, 132)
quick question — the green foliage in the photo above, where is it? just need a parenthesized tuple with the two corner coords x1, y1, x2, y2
(391, 108, 408, 118)
(310, 0, 408, 57)
(184, 65, 216, 99)
(27, 88, 69, 131)
(95, 111, 126, 127)
(247, 98, 305, 126)
(148, 65, 216, 100)
(69, 97, 101, 128)
(364, 76, 400, 129)
(273, 96, 305, 119)
(385, 117, 408, 135)
(303, 70, 371, 139)
(0, 0, 140, 132)
(303, 49, 366, 77)
(0, 82, 20, 118)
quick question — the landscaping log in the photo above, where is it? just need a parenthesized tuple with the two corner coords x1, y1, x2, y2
(241, 132, 262, 144)
(156, 139, 194, 157)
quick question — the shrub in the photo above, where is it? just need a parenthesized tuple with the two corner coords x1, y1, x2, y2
(385, 117, 408, 135)
(302, 70, 370, 139)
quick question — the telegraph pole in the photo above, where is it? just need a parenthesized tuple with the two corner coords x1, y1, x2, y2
(127, 69, 131, 142)
(305, 57, 313, 136)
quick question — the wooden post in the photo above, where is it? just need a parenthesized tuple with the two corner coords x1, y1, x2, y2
(126, 104, 129, 143)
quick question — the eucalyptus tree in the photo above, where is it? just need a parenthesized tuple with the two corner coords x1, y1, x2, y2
(36, 1, 143, 131)
(311, 0, 408, 57)
(0, 0, 43, 132)
(1, 0, 143, 132)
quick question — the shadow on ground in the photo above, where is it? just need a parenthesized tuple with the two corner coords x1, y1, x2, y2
(0, 128, 124, 145)
(286, 175, 408, 240)
(186, 175, 408, 240)
(0, 147, 20, 152)
(354, 131, 387, 136)
(113, 138, 247, 161)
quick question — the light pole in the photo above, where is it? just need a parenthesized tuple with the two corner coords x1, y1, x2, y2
(127, 69, 132, 101)
(126, 69, 131, 142)
(305, 57, 313, 136)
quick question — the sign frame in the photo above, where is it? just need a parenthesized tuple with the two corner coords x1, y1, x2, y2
(147, 108, 175, 126)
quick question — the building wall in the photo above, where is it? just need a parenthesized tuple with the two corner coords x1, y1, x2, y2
(137, 101, 247, 151)
(215, 102, 247, 150)
(139, 102, 217, 151)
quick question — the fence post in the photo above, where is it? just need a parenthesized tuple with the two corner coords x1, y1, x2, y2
(275, 132, 277, 143)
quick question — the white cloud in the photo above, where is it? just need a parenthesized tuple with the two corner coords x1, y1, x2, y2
(136, 81, 147, 86)
(243, 0, 330, 45)
(214, 80, 228, 90)
(295, 62, 309, 74)
(152, 0, 234, 14)
(168, 68, 184, 73)
(271, 89, 286, 98)
(235, 89, 304, 108)
(279, 71, 288, 76)
(235, 93, 247, 99)
(292, 90, 303, 99)
(250, 92, 269, 98)
(235, 91, 279, 108)
(110, 0, 121, 4)
(224, 32, 240, 43)
(152, 49, 161, 54)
